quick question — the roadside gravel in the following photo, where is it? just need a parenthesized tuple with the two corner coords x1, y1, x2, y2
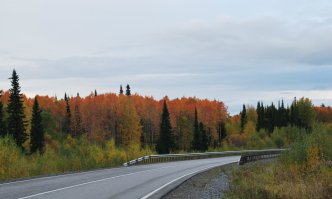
(162, 163, 237, 199)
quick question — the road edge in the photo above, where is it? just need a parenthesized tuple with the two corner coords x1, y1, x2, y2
(142, 162, 238, 199)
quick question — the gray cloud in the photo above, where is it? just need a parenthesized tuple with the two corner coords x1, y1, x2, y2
(1, 0, 332, 113)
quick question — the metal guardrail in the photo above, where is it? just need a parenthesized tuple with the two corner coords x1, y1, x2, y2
(238, 153, 281, 165)
(123, 149, 286, 167)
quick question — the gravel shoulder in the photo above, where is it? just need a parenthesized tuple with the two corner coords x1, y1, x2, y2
(162, 162, 237, 199)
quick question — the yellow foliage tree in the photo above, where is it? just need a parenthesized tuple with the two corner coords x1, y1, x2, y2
(118, 97, 142, 146)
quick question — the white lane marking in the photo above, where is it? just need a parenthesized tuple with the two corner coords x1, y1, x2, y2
(140, 159, 240, 199)
(17, 165, 176, 199)
(1, 167, 125, 186)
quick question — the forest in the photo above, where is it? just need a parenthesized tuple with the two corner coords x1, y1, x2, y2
(1, 70, 331, 184)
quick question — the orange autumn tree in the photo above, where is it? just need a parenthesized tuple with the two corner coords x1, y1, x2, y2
(0, 90, 228, 151)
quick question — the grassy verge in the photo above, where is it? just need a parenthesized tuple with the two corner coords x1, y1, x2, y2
(223, 125, 332, 199)
(0, 135, 153, 181)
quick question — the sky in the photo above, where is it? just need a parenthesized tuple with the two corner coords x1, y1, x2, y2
(0, 0, 332, 114)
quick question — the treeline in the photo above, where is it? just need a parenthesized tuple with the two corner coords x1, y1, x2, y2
(240, 98, 316, 134)
(0, 70, 227, 154)
(1, 70, 327, 155)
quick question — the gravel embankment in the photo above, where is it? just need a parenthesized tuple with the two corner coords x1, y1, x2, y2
(163, 163, 237, 199)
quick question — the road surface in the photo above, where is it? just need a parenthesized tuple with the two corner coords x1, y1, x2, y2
(0, 156, 240, 199)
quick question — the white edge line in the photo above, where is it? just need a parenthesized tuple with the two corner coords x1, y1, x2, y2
(17, 165, 176, 199)
(1, 167, 125, 186)
(140, 159, 240, 199)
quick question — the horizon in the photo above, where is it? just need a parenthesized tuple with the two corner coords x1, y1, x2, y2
(1, 0, 331, 114)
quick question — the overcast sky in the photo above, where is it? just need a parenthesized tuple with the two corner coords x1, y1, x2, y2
(0, 0, 331, 114)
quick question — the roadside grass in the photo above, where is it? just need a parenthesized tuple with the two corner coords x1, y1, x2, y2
(223, 124, 332, 199)
(0, 135, 154, 181)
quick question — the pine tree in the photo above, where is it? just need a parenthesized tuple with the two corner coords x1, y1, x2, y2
(94, 89, 97, 97)
(192, 108, 201, 150)
(73, 104, 83, 137)
(256, 102, 261, 131)
(240, 104, 247, 132)
(280, 100, 288, 127)
(290, 97, 298, 126)
(126, 84, 131, 96)
(63, 93, 72, 134)
(30, 96, 45, 154)
(7, 70, 27, 149)
(199, 122, 208, 151)
(0, 90, 6, 137)
(218, 121, 227, 144)
(119, 85, 124, 95)
(259, 102, 265, 130)
(156, 100, 174, 154)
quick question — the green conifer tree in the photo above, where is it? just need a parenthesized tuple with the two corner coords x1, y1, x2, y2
(63, 93, 72, 134)
(7, 70, 27, 149)
(156, 100, 174, 154)
(73, 104, 83, 137)
(199, 122, 208, 151)
(260, 102, 265, 129)
(126, 84, 131, 96)
(191, 108, 201, 150)
(120, 85, 124, 95)
(240, 104, 247, 132)
(290, 97, 298, 126)
(30, 96, 45, 154)
(256, 101, 261, 131)
(218, 121, 227, 144)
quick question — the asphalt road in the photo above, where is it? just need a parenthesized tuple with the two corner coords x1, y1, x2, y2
(0, 156, 240, 199)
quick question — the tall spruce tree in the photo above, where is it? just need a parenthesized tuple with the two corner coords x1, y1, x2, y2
(199, 122, 208, 151)
(240, 104, 247, 132)
(30, 96, 45, 154)
(290, 97, 299, 127)
(280, 100, 288, 127)
(119, 85, 124, 95)
(0, 90, 6, 137)
(94, 89, 97, 97)
(256, 102, 261, 131)
(120, 85, 123, 95)
(63, 93, 72, 134)
(258, 102, 265, 130)
(7, 70, 27, 149)
(192, 108, 201, 150)
(126, 84, 131, 96)
(218, 121, 227, 144)
(156, 100, 174, 154)
(73, 104, 83, 137)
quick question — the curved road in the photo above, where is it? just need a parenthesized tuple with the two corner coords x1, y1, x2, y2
(0, 156, 240, 199)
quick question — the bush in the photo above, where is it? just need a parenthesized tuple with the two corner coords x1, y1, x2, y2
(0, 136, 30, 180)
